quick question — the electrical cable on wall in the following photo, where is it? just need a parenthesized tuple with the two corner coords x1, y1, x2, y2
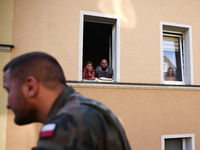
(42, 0, 82, 76)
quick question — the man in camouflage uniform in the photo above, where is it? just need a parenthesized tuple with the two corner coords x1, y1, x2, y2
(3, 52, 131, 150)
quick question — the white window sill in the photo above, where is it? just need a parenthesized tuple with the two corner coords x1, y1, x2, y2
(67, 81, 200, 91)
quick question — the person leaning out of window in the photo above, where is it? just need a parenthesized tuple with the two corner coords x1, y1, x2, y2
(82, 61, 96, 80)
(96, 59, 113, 78)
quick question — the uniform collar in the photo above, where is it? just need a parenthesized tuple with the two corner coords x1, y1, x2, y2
(45, 87, 76, 123)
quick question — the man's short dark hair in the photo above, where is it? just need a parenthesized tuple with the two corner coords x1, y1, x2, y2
(3, 52, 66, 88)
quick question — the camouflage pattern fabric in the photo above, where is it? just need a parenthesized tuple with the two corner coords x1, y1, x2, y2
(32, 87, 131, 150)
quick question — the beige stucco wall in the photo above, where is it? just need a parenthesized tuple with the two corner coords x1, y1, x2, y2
(75, 86, 200, 150)
(5, 111, 42, 150)
(0, 52, 10, 150)
(0, 0, 14, 44)
(5, 85, 200, 150)
(0, 0, 14, 150)
(11, 0, 200, 84)
(4, 0, 200, 150)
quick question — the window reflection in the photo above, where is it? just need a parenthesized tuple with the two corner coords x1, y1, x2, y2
(163, 34, 183, 82)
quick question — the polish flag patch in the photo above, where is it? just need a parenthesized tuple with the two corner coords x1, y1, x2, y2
(40, 123, 56, 138)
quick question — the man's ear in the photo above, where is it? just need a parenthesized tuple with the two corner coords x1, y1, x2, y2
(23, 76, 39, 98)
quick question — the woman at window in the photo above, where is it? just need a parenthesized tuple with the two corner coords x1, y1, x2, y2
(165, 67, 177, 81)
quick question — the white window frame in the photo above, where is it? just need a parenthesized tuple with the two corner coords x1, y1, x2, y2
(79, 10, 121, 82)
(161, 134, 195, 150)
(160, 21, 194, 85)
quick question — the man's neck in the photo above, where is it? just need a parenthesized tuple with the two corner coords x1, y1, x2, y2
(36, 85, 66, 123)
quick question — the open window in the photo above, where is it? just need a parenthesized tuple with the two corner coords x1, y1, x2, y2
(79, 11, 121, 82)
(160, 22, 193, 85)
(83, 21, 113, 69)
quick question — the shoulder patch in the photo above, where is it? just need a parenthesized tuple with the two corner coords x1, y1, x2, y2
(40, 123, 56, 138)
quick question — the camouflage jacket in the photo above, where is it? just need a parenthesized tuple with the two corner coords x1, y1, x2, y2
(32, 87, 131, 150)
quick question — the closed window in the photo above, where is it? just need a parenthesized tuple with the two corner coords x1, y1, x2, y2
(163, 33, 184, 82)
(160, 22, 193, 85)
(162, 134, 195, 150)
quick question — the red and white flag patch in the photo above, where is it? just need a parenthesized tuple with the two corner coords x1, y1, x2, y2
(40, 123, 56, 138)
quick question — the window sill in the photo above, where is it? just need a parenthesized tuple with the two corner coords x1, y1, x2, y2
(0, 44, 14, 52)
(67, 81, 200, 91)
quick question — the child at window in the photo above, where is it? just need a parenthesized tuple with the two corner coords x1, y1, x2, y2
(82, 61, 96, 80)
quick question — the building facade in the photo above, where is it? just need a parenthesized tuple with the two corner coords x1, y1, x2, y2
(1, 0, 200, 150)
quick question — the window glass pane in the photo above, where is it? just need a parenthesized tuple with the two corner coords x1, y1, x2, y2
(163, 35, 183, 82)
(165, 138, 182, 150)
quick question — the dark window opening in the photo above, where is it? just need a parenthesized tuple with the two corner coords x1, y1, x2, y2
(83, 21, 113, 70)
(165, 138, 182, 150)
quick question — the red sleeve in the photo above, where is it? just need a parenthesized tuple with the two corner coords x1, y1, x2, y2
(82, 68, 87, 79)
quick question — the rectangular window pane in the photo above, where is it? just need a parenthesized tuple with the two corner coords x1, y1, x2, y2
(163, 35, 183, 82)
(165, 138, 182, 150)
